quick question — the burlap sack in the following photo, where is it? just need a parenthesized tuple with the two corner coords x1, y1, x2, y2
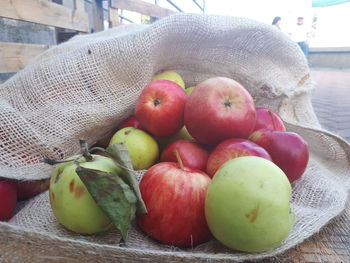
(0, 14, 349, 262)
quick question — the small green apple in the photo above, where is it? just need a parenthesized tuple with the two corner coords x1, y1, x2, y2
(49, 155, 120, 234)
(152, 70, 185, 89)
(109, 127, 159, 170)
(205, 156, 294, 252)
(185, 86, 196, 95)
(155, 126, 195, 151)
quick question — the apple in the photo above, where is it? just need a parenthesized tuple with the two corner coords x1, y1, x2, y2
(206, 138, 272, 178)
(0, 181, 17, 221)
(152, 70, 185, 89)
(172, 126, 194, 142)
(161, 140, 209, 171)
(49, 154, 119, 234)
(13, 178, 50, 201)
(156, 126, 195, 151)
(137, 152, 211, 247)
(135, 80, 187, 137)
(185, 86, 195, 95)
(205, 156, 294, 252)
(118, 115, 144, 130)
(184, 77, 256, 145)
(252, 107, 286, 132)
(249, 129, 309, 182)
(109, 127, 159, 170)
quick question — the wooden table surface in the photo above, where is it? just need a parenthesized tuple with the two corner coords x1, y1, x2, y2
(261, 70, 350, 263)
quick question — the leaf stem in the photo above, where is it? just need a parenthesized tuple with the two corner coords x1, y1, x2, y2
(173, 150, 184, 170)
(90, 146, 107, 153)
(42, 157, 71, 165)
(43, 155, 84, 166)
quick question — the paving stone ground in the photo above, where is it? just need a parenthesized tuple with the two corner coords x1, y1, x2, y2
(310, 70, 350, 142)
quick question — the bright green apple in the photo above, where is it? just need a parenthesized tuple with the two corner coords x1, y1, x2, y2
(49, 155, 119, 234)
(205, 156, 294, 252)
(185, 86, 196, 95)
(109, 127, 159, 170)
(152, 70, 185, 89)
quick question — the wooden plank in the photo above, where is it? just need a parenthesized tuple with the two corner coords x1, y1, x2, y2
(108, 0, 120, 28)
(108, 7, 120, 27)
(111, 0, 176, 18)
(0, 0, 89, 32)
(74, 0, 85, 12)
(92, 0, 104, 32)
(0, 42, 50, 73)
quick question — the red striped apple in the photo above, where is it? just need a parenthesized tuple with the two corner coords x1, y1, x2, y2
(137, 153, 211, 247)
(252, 107, 285, 132)
(161, 140, 209, 171)
(135, 80, 187, 137)
(206, 138, 272, 177)
(184, 77, 256, 145)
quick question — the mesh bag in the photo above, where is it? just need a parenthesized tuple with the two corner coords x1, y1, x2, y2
(0, 14, 349, 262)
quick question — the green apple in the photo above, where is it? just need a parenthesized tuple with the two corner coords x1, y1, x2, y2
(205, 156, 294, 252)
(109, 127, 159, 170)
(49, 155, 120, 234)
(175, 126, 194, 141)
(185, 86, 196, 95)
(152, 70, 185, 89)
(156, 126, 195, 151)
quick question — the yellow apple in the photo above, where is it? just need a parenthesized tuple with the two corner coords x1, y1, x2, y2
(109, 127, 159, 170)
(152, 70, 185, 89)
(185, 86, 196, 95)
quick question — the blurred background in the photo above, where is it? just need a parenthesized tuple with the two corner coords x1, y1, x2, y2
(120, 0, 350, 48)
(1, 0, 349, 142)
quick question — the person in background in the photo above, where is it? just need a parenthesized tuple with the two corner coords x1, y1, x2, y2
(290, 17, 310, 58)
(272, 16, 282, 30)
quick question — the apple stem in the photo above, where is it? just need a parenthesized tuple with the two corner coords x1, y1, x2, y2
(268, 110, 277, 130)
(173, 150, 184, 170)
(79, 140, 93, 161)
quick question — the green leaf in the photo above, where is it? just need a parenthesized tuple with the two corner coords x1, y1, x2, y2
(106, 143, 148, 217)
(76, 165, 137, 242)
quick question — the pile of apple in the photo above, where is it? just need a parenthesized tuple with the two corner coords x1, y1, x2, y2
(0, 178, 49, 221)
(125, 72, 308, 252)
(47, 70, 309, 253)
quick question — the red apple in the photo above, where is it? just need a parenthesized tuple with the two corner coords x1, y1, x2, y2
(206, 138, 272, 178)
(161, 140, 209, 171)
(13, 179, 50, 201)
(252, 107, 286, 132)
(137, 153, 211, 247)
(118, 115, 144, 130)
(0, 181, 17, 221)
(135, 80, 187, 137)
(249, 129, 309, 182)
(184, 77, 256, 145)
